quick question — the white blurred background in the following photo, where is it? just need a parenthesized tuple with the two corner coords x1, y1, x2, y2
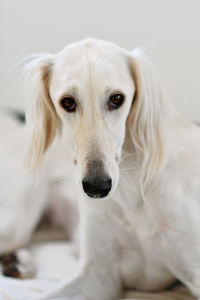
(0, 0, 199, 120)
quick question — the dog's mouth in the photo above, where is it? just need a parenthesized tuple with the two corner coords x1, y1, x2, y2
(85, 191, 110, 199)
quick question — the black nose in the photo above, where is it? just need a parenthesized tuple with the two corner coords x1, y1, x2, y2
(82, 176, 112, 198)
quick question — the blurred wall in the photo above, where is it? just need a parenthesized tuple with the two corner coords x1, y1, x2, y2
(0, 0, 200, 120)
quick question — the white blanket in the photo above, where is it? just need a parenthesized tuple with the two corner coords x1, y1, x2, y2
(0, 239, 195, 300)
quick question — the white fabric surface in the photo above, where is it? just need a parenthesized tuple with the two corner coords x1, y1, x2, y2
(0, 241, 78, 300)
(0, 240, 195, 300)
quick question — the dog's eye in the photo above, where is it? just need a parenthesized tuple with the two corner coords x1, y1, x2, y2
(60, 97, 76, 113)
(108, 93, 124, 110)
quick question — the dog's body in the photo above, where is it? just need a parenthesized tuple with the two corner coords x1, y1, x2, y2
(1, 39, 200, 299)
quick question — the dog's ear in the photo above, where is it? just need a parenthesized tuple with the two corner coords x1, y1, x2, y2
(127, 49, 170, 189)
(24, 54, 59, 169)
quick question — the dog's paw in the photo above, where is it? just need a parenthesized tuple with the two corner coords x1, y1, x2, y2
(0, 248, 35, 279)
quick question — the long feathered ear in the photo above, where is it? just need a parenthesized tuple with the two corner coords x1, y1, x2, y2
(127, 49, 171, 189)
(23, 54, 59, 169)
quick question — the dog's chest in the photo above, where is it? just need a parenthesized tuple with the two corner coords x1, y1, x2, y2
(116, 207, 173, 290)
(113, 185, 174, 290)
(119, 229, 174, 291)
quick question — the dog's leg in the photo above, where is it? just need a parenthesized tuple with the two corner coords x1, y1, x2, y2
(32, 201, 122, 300)
(0, 189, 46, 279)
(0, 183, 47, 253)
(0, 160, 48, 278)
(161, 228, 200, 299)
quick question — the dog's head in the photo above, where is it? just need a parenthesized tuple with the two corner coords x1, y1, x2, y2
(25, 39, 169, 199)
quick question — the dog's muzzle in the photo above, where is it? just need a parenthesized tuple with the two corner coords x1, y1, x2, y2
(82, 176, 112, 198)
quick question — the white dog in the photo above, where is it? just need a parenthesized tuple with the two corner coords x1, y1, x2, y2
(1, 38, 200, 300)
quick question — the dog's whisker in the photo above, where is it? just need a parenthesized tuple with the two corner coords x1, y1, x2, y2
(50, 175, 75, 190)
(119, 153, 137, 164)
(120, 165, 141, 172)
(118, 178, 137, 191)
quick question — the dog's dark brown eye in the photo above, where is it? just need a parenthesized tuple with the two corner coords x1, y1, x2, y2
(60, 97, 76, 113)
(108, 93, 124, 110)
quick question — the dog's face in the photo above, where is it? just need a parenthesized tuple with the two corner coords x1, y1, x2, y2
(49, 41, 135, 198)
(26, 39, 166, 199)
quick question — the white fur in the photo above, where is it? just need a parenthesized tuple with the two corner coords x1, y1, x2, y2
(1, 39, 200, 300)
